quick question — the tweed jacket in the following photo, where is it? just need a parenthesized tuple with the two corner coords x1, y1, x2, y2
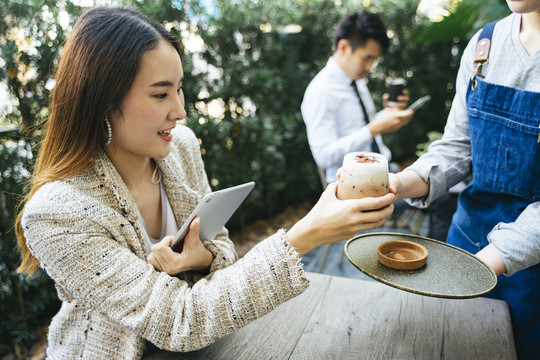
(21, 125, 309, 359)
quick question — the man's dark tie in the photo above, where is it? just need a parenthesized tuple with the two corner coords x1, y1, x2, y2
(351, 80, 380, 153)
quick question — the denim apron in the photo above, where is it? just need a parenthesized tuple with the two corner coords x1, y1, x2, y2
(446, 22, 540, 360)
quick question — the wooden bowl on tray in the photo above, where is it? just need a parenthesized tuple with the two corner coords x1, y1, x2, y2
(377, 240, 428, 270)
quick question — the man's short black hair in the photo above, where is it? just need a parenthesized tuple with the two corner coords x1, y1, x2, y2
(334, 10, 389, 52)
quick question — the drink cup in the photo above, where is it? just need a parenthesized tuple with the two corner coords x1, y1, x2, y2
(337, 152, 389, 200)
(385, 77, 406, 107)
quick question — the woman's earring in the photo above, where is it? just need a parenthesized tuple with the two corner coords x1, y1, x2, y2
(104, 119, 112, 146)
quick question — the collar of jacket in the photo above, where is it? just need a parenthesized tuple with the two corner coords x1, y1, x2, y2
(93, 149, 201, 259)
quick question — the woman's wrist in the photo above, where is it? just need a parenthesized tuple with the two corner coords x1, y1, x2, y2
(286, 218, 318, 257)
(396, 169, 430, 199)
(177, 248, 214, 274)
(475, 244, 507, 276)
(196, 248, 214, 273)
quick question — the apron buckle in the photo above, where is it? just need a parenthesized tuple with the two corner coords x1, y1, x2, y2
(471, 61, 487, 91)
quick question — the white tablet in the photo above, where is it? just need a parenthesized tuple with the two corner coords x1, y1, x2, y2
(172, 181, 255, 250)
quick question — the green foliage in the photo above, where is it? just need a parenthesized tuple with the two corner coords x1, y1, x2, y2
(357, 0, 455, 162)
(185, 0, 348, 222)
(415, 0, 511, 44)
(400, 0, 510, 159)
(0, 137, 60, 357)
(0, 1, 85, 355)
(415, 130, 443, 157)
(0, 0, 85, 134)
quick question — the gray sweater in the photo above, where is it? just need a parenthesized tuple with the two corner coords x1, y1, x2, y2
(406, 13, 540, 276)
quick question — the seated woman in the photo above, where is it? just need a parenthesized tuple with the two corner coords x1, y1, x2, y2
(16, 7, 394, 359)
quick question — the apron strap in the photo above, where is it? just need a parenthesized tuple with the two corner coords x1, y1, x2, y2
(474, 21, 497, 62)
(471, 21, 497, 91)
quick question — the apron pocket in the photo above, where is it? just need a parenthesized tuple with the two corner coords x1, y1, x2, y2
(468, 107, 540, 199)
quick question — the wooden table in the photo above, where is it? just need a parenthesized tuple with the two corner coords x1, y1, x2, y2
(144, 272, 516, 360)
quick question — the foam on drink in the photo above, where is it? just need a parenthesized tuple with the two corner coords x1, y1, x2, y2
(337, 152, 389, 200)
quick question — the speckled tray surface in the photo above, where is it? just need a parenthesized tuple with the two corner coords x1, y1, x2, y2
(345, 232, 497, 299)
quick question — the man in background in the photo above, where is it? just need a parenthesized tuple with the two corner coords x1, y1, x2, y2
(302, 10, 457, 241)
(301, 10, 413, 185)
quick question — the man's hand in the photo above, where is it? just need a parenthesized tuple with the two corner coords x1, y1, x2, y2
(383, 89, 410, 109)
(367, 107, 414, 137)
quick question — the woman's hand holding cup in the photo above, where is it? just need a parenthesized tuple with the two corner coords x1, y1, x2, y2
(286, 152, 394, 256)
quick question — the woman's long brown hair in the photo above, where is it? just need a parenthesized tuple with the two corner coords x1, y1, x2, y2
(16, 7, 182, 275)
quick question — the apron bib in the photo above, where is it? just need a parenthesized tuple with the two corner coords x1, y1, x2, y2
(446, 22, 540, 360)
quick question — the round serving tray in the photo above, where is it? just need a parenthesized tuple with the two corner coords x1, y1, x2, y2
(345, 232, 497, 299)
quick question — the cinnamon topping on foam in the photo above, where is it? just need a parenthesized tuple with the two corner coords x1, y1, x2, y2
(354, 154, 380, 163)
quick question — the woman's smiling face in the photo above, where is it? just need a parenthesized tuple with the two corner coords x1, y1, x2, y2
(108, 39, 185, 161)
